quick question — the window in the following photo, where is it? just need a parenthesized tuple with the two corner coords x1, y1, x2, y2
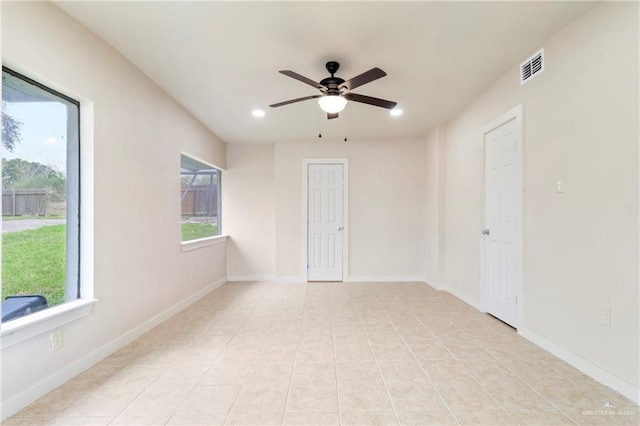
(1, 67, 80, 322)
(180, 154, 221, 242)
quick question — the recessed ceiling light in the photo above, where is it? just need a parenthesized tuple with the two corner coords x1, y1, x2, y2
(390, 108, 403, 117)
(252, 109, 265, 118)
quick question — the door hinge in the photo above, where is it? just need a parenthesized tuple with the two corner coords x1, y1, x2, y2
(515, 296, 518, 305)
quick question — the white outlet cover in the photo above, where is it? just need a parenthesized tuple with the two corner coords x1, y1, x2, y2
(599, 306, 611, 327)
(50, 329, 63, 351)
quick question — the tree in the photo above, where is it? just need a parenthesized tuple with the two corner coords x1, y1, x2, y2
(2, 102, 23, 152)
(2, 158, 66, 194)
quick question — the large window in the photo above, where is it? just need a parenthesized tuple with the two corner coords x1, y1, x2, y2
(1, 67, 80, 322)
(180, 154, 220, 242)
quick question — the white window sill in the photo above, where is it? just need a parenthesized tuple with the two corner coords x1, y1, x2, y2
(181, 234, 228, 252)
(0, 298, 98, 350)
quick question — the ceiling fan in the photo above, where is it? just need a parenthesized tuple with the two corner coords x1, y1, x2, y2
(270, 61, 397, 119)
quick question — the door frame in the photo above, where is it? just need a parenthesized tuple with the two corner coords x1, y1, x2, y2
(302, 158, 349, 282)
(479, 105, 524, 329)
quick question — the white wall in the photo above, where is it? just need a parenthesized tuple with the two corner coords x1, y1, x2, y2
(1, 2, 227, 416)
(423, 126, 446, 288)
(226, 140, 426, 282)
(427, 2, 639, 398)
(224, 144, 275, 280)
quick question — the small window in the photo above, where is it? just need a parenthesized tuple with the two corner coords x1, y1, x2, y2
(180, 154, 221, 242)
(2, 67, 80, 322)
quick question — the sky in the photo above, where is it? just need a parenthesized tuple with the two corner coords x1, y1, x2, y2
(2, 101, 68, 174)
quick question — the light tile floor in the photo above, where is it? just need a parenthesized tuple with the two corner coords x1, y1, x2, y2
(6, 282, 639, 425)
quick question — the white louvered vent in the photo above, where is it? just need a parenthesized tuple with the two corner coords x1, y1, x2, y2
(520, 48, 544, 85)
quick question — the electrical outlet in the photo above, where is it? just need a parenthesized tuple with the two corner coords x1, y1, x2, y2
(556, 179, 565, 193)
(190, 269, 195, 280)
(50, 329, 63, 351)
(599, 306, 611, 327)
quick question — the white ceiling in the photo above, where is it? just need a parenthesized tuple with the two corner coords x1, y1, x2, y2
(54, 1, 596, 145)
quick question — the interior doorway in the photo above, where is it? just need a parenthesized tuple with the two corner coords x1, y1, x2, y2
(481, 105, 523, 328)
(304, 159, 348, 282)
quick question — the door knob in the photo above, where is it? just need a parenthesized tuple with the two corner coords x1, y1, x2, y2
(482, 229, 490, 235)
(338, 226, 344, 231)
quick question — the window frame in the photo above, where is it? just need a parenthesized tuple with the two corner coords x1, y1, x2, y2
(179, 152, 224, 249)
(0, 66, 96, 348)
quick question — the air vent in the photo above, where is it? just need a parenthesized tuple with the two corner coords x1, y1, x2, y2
(520, 48, 544, 85)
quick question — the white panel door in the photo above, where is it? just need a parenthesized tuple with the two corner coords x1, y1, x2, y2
(307, 164, 343, 281)
(483, 116, 521, 327)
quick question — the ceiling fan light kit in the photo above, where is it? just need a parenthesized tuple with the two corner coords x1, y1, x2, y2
(270, 61, 397, 120)
(318, 94, 347, 113)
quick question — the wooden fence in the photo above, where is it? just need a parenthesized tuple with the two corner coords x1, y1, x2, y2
(181, 185, 218, 217)
(2, 189, 50, 216)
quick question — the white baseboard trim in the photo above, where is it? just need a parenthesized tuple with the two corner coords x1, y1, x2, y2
(274, 276, 306, 284)
(519, 327, 640, 405)
(226, 276, 429, 284)
(227, 275, 276, 282)
(346, 276, 425, 283)
(444, 286, 483, 311)
(424, 280, 445, 291)
(435, 285, 639, 404)
(226, 275, 307, 284)
(0, 278, 226, 421)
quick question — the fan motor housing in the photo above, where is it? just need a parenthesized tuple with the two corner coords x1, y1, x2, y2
(321, 61, 345, 92)
(320, 76, 345, 91)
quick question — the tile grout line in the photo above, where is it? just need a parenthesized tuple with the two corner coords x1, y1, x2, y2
(328, 283, 344, 426)
(499, 363, 580, 424)
(10, 282, 638, 425)
(112, 284, 262, 425)
(220, 283, 281, 426)
(280, 282, 311, 425)
(351, 285, 403, 425)
(414, 302, 577, 424)
(377, 298, 461, 425)
(413, 309, 512, 423)
(454, 322, 580, 424)
(105, 322, 220, 425)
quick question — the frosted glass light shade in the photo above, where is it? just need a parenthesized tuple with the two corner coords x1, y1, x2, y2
(318, 95, 347, 113)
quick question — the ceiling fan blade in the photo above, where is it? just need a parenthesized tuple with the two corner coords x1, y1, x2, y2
(339, 68, 387, 91)
(270, 95, 321, 108)
(345, 93, 397, 110)
(327, 112, 339, 120)
(279, 70, 326, 90)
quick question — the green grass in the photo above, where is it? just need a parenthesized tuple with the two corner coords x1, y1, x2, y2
(1, 222, 216, 309)
(2, 215, 64, 222)
(181, 222, 218, 241)
(2, 225, 66, 306)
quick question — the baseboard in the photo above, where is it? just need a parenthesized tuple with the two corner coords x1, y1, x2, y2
(226, 276, 428, 284)
(226, 275, 308, 284)
(424, 280, 445, 291)
(346, 275, 425, 283)
(274, 276, 306, 284)
(519, 327, 640, 405)
(444, 285, 483, 311)
(0, 277, 226, 421)
(437, 286, 639, 404)
(227, 275, 275, 282)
